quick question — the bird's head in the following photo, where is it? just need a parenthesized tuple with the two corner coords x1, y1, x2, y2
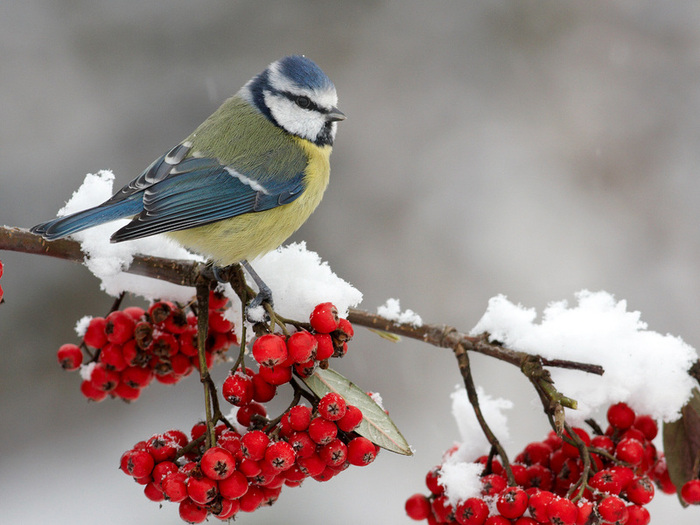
(241, 55, 345, 147)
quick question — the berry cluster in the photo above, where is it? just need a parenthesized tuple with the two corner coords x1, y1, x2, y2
(119, 301, 379, 522)
(56, 291, 237, 402)
(121, 407, 376, 524)
(406, 402, 688, 525)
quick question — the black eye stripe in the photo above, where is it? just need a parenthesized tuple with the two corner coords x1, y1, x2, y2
(283, 92, 323, 113)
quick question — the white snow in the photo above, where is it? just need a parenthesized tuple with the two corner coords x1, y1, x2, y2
(54, 171, 363, 336)
(438, 386, 513, 505)
(376, 298, 423, 327)
(74, 315, 92, 337)
(470, 290, 698, 423)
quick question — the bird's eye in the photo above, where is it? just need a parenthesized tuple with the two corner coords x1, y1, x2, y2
(295, 96, 311, 109)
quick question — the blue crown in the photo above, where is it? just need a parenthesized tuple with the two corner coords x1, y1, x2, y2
(276, 55, 334, 91)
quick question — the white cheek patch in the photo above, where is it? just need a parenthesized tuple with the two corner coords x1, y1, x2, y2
(264, 91, 326, 142)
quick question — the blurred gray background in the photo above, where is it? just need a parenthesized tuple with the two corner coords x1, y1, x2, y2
(2, 1, 700, 523)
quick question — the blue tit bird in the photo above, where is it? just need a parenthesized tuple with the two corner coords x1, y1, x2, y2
(31, 55, 345, 306)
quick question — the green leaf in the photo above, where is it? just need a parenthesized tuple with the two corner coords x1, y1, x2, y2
(367, 328, 402, 343)
(663, 387, 700, 505)
(303, 368, 413, 456)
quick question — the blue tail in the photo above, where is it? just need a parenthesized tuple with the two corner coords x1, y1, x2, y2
(31, 199, 143, 241)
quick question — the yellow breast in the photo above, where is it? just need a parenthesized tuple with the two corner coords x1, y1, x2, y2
(167, 139, 332, 265)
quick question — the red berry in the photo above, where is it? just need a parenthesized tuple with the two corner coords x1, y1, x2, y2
(265, 440, 296, 471)
(150, 332, 178, 357)
(607, 402, 636, 431)
(523, 441, 553, 466)
(238, 485, 264, 512)
(105, 310, 135, 345)
(297, 452, 326, 477)
(625, 476, 654, 505)
(143, 481, 164, 502)
(241, 430, 270, 461)
(125, 449, 155, 478)
(317, 392, 347, 421)
(252, 334, 288, 367)
(308, 417, 338, 445)
(591, 435, 615, 455)
(575, 500, 594, 525)
(160, 306, 187, 334)
(256, 364, 292, 386)
(208, 309, 233, 334)
(287, 331, 318, 363)
(200, 446, 236, 480)
(288, 431, 316, 458)
(597, 496, 628, 524)
(335, 317, 354, 341)
(236, 402, 267, 427)
(528, 490, 554, 522)
(455, 497, 489, 525)
(212, 497, 239, 520)
(178, 498, 208, 523)
(208, 289, 228, 310)
(151, 461, 178, 489)
(481, 473, 507, 496)
(89, 364, 120, 392)
(681, 479, 700, 505)
(319, 438, 348, 467)
(122, 306, 145, 321)
(590, 469, 624, 496)
(337, 404, 363, 432)
(314, 333, 335, 360)
(310, 302, 339, 333)
(431, 495, 454, 523)
(84, 317, 108, 348)
(146, 433, 179, 463)
(114, 381, 141, 401)
(426, 466, 444, 495)
(525, 463, 554, 491)
(287, 405, 312, 431)
(217, 430, 242, 456)
(405, 493, 431, 521)
(218, 470, 249, 500)
(148, 301, 173, 324)
(121, 366, 152, 389)
(251, 373, 277, 402)
(615, 438, 644, 465)
(347, 436, 377, 467)
(547, 496, 577, 525)
(497, 486, 528, 519)
(293, 359, 317, 378)
(222, 371, 254, 406)
(79, 379, 107, 401)
(632, 415, 658, 440)
(57, 343, 82, 371)
(626, 504, 650, 525)
(186, 475, 218, 505)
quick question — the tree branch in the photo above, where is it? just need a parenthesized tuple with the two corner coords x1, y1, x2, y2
(0, 225, 605, 376)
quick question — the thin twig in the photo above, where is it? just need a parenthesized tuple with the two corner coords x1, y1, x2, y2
(453, 343, 515, 485)
(195, 278, 216, 449)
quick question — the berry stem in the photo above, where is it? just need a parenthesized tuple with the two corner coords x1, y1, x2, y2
(561, 421, 594, 501)
(195, 278, 216, 449)
(454, 343, 516, 485)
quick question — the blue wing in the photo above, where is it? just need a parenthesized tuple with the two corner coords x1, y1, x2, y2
(31, 142, 307, 242)
(111, 155, 305, 242)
